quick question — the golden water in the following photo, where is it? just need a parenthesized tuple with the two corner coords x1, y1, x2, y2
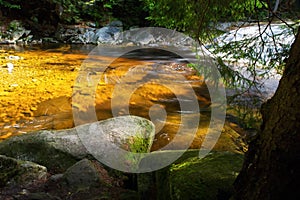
(0, 44, 216, 151)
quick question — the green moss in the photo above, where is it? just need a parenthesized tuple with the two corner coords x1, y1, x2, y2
(0, 156, 19, 187)
(139, 150, 243, 200)
(137, 172, 154, 198)
(169, 152, 244, 200)
(0, 137, 78, 173)
(127, 135, 150, 153)
(122, 123, 154, 170)
(0, 155, 47, 187)
(119, 190, 139, 200)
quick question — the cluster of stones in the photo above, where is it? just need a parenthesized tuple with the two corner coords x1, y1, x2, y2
(1, 20, 195, 47)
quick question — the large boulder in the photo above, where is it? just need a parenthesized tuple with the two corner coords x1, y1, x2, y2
(0, 115, 155, 173)
(94, 26, 122, 44)
(131, 30, 155, 45)
(80, 30, 96, 43)
(117, 27, 197, 47)
(55, 21, 123, 44)
(0, 129, 84, 173)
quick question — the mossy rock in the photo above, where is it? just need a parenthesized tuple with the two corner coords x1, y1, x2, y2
(169, 151, 244, 200)
(77, 115, 155, 172)
(137, 150, 243, 200)
(0, 155, 18, 187)
(0, 115, 155, 173)
(0, 155, 47, 187)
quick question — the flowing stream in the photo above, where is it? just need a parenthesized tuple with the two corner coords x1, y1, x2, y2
(0, 44, 218, 151)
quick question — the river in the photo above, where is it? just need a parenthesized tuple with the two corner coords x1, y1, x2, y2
(0, 44, 238, 152)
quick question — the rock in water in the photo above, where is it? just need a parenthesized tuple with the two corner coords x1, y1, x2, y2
(0, 116, 155, 173)
(76, 115, 155, 172)
(132, 30, 155, 45)
(6, 63, 14, 73)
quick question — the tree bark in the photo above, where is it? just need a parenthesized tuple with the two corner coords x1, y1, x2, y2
(233, 29, 300, 199)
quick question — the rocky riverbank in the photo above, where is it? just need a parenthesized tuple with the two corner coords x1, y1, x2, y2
(0, 43, 248, 199)
(0, 19, 195, 47)
(0, 19, 255, 200)
(0, 117, 244, 200)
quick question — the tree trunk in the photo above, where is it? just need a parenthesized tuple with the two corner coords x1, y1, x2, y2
(233, 29, 300, 199)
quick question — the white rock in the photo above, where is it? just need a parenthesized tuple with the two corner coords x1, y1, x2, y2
(6, 62, 14, 73)
(7, 55, 21, 60)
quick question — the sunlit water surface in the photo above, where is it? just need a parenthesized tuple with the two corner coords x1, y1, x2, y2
(0, 44, 213, 151)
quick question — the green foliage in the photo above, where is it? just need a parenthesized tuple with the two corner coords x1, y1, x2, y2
(144, 0, 266, 38)
(0, 0, 20, 9)
(212, 23, 296, 73)
(1, 0, 148, 28)
(144, 0, 293, 130)
(7, 20, 22, 31)
(48, 0, 120, 24)
(228, 102, 262, 129)
(50, 0, 147, 27)
(112, 0, 149, 29)
(216, 57, 253, 88)
(80, 0, 119, 24)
